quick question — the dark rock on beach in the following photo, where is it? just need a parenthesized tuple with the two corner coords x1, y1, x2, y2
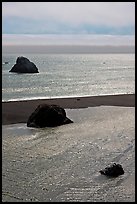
(99, 163, 124, 177)
(9, 56, 39, 73)
(27, 104, 73, 128)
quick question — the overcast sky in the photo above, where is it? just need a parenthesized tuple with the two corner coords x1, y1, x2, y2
(2, 2, 135, 46)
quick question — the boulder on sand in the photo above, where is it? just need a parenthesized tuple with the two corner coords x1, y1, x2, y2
(27, 104, 73, 128)
(99, 163, 124, 177)
(9, 56, 39, 73)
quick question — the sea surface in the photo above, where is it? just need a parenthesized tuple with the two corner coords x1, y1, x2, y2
(2, 53, 135, 101)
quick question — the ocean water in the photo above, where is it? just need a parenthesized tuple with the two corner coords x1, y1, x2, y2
(2, 53, 135, 201)
(2, 53, 135, 101)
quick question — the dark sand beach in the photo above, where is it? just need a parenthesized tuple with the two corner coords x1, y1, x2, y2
(2, 94, 135, 202)
(2, 94, 135, 125)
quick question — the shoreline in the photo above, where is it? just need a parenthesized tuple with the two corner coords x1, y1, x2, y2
(2, 94, 135, 125)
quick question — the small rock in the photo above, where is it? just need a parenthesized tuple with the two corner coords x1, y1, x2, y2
(99, 163, 124, 177)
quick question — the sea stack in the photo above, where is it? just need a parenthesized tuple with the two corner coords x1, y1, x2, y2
(9, 56, 39, 73)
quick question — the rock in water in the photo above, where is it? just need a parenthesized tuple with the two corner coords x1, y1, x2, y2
(99, 163, 124, 177)
(9, 56, 39, 73)
(27, 104, 73, 128)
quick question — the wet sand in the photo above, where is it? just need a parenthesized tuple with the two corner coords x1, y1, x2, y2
(2, 94, 135, 202)
(2, 94, 135, 125)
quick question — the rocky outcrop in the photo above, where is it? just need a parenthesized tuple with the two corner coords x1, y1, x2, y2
(9, 56, 39, 73)
(27, 104, 73, 128)
(99, 163, 124, 177)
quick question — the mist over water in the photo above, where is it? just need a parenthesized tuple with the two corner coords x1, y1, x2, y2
(2, 45, 135, 54)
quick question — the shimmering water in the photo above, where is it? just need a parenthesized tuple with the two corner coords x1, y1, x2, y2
(2, 53, 135, 101)
(2, 106, 135, 202)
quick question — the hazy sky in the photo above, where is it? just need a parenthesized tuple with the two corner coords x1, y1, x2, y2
(2, 2, 135, 46)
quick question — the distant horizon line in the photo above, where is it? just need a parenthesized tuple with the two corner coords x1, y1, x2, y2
(2, 45, 135, 54)
(2, 45, 135, 47)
